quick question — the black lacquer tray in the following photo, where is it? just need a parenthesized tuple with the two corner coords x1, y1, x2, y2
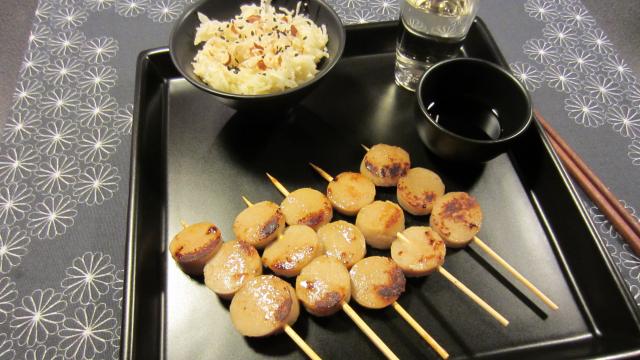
(122, 20, 640, 359)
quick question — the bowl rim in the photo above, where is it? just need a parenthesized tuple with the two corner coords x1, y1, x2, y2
(169, 0, 346, 100)
(416, 57, 533, 145)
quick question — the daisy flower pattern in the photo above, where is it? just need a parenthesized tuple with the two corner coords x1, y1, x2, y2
(561, 4, 596, 29)
(73, 163, 120, 206)
(10, 288, 66, 347)
(582, 28, 613, 55)
(43, 58, 85, 86)
(0, 145, 40, 184)
(542, 22, 577, 48)
(13, 79, 44, 110)
(562, 47, 597, 73)
(80, 37, 119, 64)
(34, 1, 53, 22)
(524, 0, 558, 22)
(0, 183, 34, 225)
(113, 104, 133, 134)
(51, 7, 88, 30)
(3, 110, 41, 144)
(86, 0, 115, 12)
(0, 277, 17, 324)
(33, 155, 80, 194)
(35, 120, 79, 156)
(584, 75, 622, 105)
(0, 334, 13, 360)
(78, 65, 117, 95)
(602, 54, 635, 83)
(39, 87, 80, 119)
(20, 51, 49, 78)
(523, 39, 558, 65)
(621, 247, 640, 281)
(628, 140, 640, 165)
(147, 0, 184, 23)
(629, 84, 640, 107)
(115, 0, 148, 17)
(48, 31, 86, 57)
(112, 270, 123, 308)
(343, 8, 376, 24)
(75, 127, 121, 164)
(61, 252, 115, 304)
(370, 0, 399, 16)
(544, 65, 580, 93)
(58, 302, 116, 360)
(509, 61, 542, 91)
(77, 94, 118, 127)
(25, 345, 62, 360)
(336, 0, 367, 9)
(27, 195, 77, 240)
(28, 24, 50, 50)
(0, 227, 30, 274)
(564, 94, 604, 128)
(607, 106, 640, 139)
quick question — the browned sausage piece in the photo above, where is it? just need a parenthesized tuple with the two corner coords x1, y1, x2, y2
(317, 221, 366, 269)
(360, 144, 410, 187)
(397, 167, 445, 216)
(349, 256, 406, 309)
(326, 172, 376, 216)
(262, 225, 324, 277)
(203, 240, 263, 299)
(355, 200, 405, 249)
(280, 188, 333, 230)
(430, 192, 483, 248)
(295, 255, 351, 317)
(233, 201, 285, 249)
(169, 222, 223, 275)
(230, 275, 300, 337)
(391, 226, 446, 277)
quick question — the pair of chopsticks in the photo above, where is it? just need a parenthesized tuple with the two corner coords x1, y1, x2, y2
(533, 110, 640, 256)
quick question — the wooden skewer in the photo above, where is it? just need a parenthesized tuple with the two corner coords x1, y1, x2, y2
(361, 144, 370, 152)
(396, 233, 509, 327)
(180, 219, 188, 229)
(283, 325, 323, 360)
(266, 172, 290, 197)
(472, 236, 558, 310)
(390, 302, 449, 359)
(309, 162, 334, 182)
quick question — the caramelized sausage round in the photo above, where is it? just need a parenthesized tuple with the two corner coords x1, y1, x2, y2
(262, 225, 324, 277)
(204, 240, 262, 299)
(326, 172, 376, 216)
(391, 226, 446, 277)
(280, 188, 333, 230)
(397, 167, 445, 216)
(317, 221, 366, 269)
(295, 255, 351, 317)
(349, 256, 406, 309)
(360, 144, 410, 187)
(430, 192, 483, 248)
(233, 201, 285, 249)
(355, 200, 405, 249)
(230, 275, 300, 337)
(169, 222, 223, 275)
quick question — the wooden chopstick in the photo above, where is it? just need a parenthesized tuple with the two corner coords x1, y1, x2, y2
(533, 109, 640, 255)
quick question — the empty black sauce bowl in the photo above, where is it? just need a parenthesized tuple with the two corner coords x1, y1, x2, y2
(170, 0, 345, 113)
(415, 58, 533, 162)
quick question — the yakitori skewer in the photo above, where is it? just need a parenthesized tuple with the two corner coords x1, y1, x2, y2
(242, 197, 400, 360)
(263, 175, 449, 359)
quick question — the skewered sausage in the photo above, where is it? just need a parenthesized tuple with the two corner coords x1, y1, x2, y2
(317, 220, 366, 269)
(233, 200, 285, 249)
(360, 144, 410, 187)
(349, 256, 406, 309)
(280, 188, 333, 230)
(229, 275, 300, 337)
(295, 255, 351, 317)
(355, 200, 405, 249)
(204, 240, 262, 299)
(262, 225, 324, 277)
(391, 226, 446, 277)
(169, 222, 223, 275)
(396, 167, 445, 216)
(326, 172, 376, 216)
(430, 192, 483, 248)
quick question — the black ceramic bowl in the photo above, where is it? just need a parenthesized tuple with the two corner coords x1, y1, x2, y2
(416, 58, 532, 162)
(170, 0, 345, 112)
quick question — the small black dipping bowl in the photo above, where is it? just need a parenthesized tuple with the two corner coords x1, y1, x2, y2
(416, 58, 532, 162)
(170, 0, 345, 112)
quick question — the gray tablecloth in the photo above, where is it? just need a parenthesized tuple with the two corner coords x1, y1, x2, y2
(0, 0, 638, 358)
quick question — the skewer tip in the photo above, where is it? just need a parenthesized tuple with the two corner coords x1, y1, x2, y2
(241, 196, 253, 207)
(361, 144, 370, 152)
(308, 162, 334, 182)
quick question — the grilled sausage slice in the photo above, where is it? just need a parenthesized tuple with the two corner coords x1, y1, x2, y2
(397, 167, 445, 216)
(355, 200, 405, 249)
(230, 275, 300, 337)
(430, 192, 483, 248)
(262, 225, 324, 277)
(169, 222, 223, 275)
(295, 255, 351, 317)
(326, 172, 376, 216)
(317, 221, 366, 269)
(233, 201, 285, 249)
(204, 240, 262, 299)
(280, 188, 333, 230)
(391, 226, 446, 277)
(360, 144, 410, 187)
(349, 256, 406, 309)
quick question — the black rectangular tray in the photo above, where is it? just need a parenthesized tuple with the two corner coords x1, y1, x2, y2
(122, 20, 640, 359)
